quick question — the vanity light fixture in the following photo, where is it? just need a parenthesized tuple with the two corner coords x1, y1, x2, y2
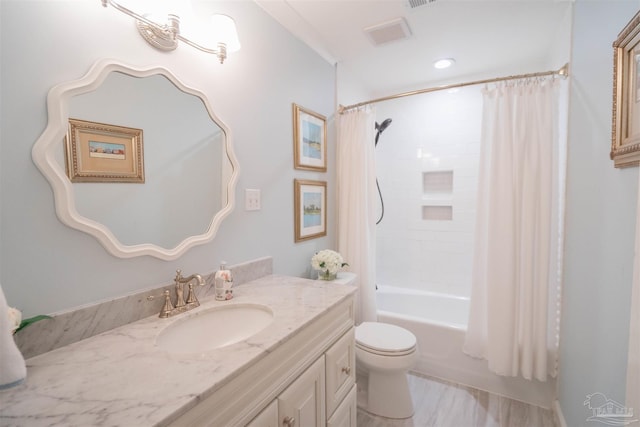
(101, 0, 240, 64)
(433, 58, 455, 69)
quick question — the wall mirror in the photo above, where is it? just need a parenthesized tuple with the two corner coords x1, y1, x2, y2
(32, 59, 239, 260)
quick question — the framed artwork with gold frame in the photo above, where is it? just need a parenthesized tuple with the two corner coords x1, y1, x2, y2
(612, 10, 640, 167)
(293, 103, 327, 172)
(65, 118, 145, 182)
(294, 179, 327, 242)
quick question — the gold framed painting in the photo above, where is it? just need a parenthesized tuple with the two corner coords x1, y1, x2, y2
(612, 10, 640, 167)
(294, 179, 327, 242)
(65, 118, 145, 183)
(293, 103, 327, 172)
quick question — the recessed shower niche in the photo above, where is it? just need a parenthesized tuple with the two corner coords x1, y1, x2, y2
(422, 170, 453, 221)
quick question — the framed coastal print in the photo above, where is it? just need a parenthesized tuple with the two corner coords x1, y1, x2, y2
(294, 179, 327, 242)
(612, 9, 640, 167)
(293, 103, 327, 172)
(65, 118, 145, 182)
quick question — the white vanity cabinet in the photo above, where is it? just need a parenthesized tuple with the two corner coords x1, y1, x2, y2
(325, 328, 355, 417)
(247, 327, 356, 427)
(277, 356, 326, 427)
(171, 296, 355, 427)
(327, 385, 357, 427)
(3, 276, 358, 426)
(247, 356, 325, 427)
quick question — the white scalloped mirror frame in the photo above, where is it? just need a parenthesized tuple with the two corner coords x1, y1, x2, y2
(32, 59, 239, 260)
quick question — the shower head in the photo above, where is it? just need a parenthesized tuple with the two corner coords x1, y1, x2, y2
(375, 118, 392, 134)
(375, 118, 392, 147)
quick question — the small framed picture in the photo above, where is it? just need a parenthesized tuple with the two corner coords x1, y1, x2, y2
(65, 118, 144, 183)
(293, 103, 327, 172)
(612, 10, 640, 167)
(294, 179, 327, 242)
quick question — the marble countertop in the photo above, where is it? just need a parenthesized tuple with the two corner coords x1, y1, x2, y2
(1, 275, 356, 427)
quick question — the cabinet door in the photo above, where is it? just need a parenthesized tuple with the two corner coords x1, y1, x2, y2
(246, 400, 278, 427)
(278, 356, 326, 427)
(325, 328, 355, 417)
(327, 384, 356, 427)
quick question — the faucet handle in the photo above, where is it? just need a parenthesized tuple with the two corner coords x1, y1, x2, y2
(185, 283, 200, 309)
(146, 290, 175, 318)
(159, 290, 174, 318)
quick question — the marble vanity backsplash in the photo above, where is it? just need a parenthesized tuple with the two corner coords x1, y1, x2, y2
(14, 256, 273, 359)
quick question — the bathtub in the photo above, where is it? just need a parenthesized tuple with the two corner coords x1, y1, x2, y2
(375, 285, 555, 409)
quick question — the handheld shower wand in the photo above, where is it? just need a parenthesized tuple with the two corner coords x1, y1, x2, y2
(374, 118, 392, 224)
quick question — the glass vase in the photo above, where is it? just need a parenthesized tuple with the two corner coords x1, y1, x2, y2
(317, 271, 337, 281)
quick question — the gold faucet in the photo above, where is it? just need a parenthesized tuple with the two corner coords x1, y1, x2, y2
(159, 269, 205, 318)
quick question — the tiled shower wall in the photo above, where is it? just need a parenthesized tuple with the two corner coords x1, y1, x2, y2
(374, 86, 483, 298)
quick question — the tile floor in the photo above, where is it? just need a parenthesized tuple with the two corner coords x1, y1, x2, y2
(356, 372, 556, 427)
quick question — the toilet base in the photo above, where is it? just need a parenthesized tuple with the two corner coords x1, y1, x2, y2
(357, 369, 414, 419)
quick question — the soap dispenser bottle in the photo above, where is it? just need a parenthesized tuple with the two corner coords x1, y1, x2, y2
(214, 262, 233, 301)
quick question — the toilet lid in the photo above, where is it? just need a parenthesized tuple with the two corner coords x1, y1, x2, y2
(355, 322, 416, 354)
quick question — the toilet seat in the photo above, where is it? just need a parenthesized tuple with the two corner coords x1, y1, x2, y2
(356, 342, 415, 357)
(355, 322, 416, 356)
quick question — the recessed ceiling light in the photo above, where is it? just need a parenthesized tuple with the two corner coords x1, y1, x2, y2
(434, 58, 455, 69)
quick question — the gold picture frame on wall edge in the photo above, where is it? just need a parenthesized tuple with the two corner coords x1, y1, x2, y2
(294, 179, 327, 242)
(612, 9, 640, 167)
(292, 103, 327, 172)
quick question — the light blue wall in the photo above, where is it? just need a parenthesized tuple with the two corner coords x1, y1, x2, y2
(560, 1, 639, 424)
(0, 0, 336, 316)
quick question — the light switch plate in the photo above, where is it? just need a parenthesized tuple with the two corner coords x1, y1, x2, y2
(245, 189, 261, 211)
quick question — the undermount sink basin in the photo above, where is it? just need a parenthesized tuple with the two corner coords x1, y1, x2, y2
(156, 304, 274, 354)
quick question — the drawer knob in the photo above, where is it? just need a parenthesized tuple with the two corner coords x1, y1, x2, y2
(283, 416, 296, 427)
(341, 366, 351, 375)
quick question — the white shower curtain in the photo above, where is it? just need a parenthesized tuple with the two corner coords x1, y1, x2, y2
(337, 106, 377, 324)
(464, 78, 565, 381)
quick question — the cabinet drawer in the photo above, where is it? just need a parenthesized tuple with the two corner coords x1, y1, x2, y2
(325, 327, 355, 417)
(278, 356, 326, 427)
(327, 384, 356, 427)
(246, 400, 278, 427)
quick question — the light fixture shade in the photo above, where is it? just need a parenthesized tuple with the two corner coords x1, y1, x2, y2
(211, 14, 241, 53)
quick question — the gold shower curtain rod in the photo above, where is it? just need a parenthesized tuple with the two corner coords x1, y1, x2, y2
(338, 63, 570, 114)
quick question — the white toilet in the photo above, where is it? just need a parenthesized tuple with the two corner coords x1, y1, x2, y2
(356, 321, 417, 419)
(320, 272, 417, 419)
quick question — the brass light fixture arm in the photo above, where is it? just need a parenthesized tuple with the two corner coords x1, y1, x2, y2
(101, 0, 228, 63)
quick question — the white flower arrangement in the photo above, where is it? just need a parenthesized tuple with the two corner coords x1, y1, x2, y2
(311, 250, 348, 279)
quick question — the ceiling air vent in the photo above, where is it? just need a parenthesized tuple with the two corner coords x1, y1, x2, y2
(364, 17, 412, 46)
(406, 0, 436, 9)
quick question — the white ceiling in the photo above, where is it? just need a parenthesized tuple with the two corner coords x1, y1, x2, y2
(255, 0, 572, 98)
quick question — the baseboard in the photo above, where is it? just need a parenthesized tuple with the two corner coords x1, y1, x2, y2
(553, 400, 567, 427)
(412, 355, 555, 409)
